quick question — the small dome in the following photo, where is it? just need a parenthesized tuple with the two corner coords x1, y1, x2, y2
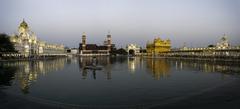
(221, 36, 227, 41)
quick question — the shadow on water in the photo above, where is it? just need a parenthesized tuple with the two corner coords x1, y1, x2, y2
(0, 64, 18, 99)
(0, 65, 17, 87)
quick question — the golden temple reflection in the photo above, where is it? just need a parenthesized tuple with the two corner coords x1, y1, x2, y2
(146, 59, 170, 80)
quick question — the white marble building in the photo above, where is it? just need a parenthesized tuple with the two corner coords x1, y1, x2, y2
(10, 20, 65, 57)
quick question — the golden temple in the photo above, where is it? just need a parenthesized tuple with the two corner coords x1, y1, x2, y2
(146, 37, 171, 55)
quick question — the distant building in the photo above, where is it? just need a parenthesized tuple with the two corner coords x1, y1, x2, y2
(9, 19, 65, 57)
(66, 48, 78, 54)
(79, 32, 115, 56)
(179, 34, 231, 51)
(126, 44, 140, 55)
(146, 37, 171, 55)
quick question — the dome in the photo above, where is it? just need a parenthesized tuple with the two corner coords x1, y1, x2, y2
(19, 19, 28, 29)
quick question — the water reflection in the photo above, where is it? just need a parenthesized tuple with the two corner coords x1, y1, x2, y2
(174, 60, 240, 76)
(127, 57, 240, 80)
(127, 57, 145, 74)
(78, 57, 119, 80)
(0, 57, 240, 96)
(0, 58, 66, 93)
(145, 58, 171, 80)
(128, 57, 136, 73)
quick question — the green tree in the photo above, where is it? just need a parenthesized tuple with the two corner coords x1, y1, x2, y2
(0, 33, 16, 53)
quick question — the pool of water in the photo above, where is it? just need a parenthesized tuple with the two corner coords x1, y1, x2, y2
(0, 57, 240, 106)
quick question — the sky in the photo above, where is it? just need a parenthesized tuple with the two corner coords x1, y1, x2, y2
(0, 0, 240, 48)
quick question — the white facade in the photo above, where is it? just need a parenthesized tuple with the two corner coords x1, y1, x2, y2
(126, 44, 140, 55)
(70, 49, 78, 54)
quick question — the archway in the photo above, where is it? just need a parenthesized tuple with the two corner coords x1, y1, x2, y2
(129, 49, 135, 56)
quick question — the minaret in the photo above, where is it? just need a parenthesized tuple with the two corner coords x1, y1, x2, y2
(82, 32, 86, 50)
(107, 31, 112, 51)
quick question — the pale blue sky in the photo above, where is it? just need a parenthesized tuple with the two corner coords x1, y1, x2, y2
(0, 0, 240, 48)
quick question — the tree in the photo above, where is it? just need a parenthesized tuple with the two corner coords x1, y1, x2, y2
(208, 44, 215, 47)
(0, 33, 16, 53)
(116, 48, 128, 55)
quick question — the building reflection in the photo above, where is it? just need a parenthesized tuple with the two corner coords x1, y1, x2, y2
(145, 59, 171, 80)
(127, 57, 144, 73)
(1, 58, 66, 94)
(174, 60, 240, 76)
(128, 57, 136, 72)
(2, 57, 239, 93)
(137, 58, 240, 80)
(78, 57, 117, 80)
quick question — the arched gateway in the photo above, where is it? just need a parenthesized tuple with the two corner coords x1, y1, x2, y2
(126, 44, 140, 56)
